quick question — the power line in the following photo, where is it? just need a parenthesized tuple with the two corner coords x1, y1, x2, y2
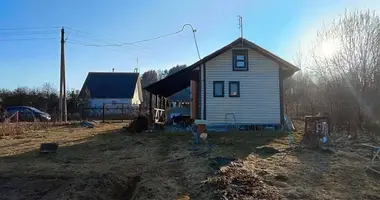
(0, 27, 60, 31)
(66, 28, 121, 43)
(0, 30, 58, 36)
(0, 37, 57, 41)
(0, 31, 57, 38)
(66, 40, 138, 56)
(66, 40, 169, 65)
(65, 28, 154, 53)
(65, 24, 201, 59)
(104, 24, 197, 47)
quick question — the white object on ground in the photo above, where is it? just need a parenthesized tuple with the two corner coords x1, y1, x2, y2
(200, 132, 208, 140)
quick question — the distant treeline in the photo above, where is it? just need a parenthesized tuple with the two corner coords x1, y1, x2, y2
(0, 65, 191, 115)
(0, 83, 83, 114)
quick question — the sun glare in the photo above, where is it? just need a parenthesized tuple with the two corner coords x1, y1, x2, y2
(320, 39, 341, 57)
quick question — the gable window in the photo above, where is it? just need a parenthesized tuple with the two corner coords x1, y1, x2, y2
(229, 81, 240, 97)
(233, 50, 248, 71)
(213, 81, 224, 97)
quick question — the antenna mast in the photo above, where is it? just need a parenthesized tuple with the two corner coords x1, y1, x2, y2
(134, 58, 139, 73)
(238, 15, 243, 46)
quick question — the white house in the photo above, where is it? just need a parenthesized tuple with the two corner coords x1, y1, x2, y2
(144, 38, 299, 128)
(79, 72, 143, 108)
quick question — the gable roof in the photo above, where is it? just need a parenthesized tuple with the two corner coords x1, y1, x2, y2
(183, 37, 299, 74)
(144, 37, 300, 97)
(80, 72, 139, 99)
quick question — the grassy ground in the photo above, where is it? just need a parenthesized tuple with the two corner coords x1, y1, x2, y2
(0, 122, 379, 199)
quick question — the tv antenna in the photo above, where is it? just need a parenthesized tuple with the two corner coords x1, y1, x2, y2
(238, 15, 243, 46)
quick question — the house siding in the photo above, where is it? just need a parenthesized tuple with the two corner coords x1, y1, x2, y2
(90, 98, 133, 108)
(200, 48, 280, 124)
(131, 82, 141, 105)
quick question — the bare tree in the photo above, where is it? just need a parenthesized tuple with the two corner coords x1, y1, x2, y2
(308, 9, 380, 131)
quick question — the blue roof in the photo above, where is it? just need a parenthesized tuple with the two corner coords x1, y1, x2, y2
(80, 72, 139, 98)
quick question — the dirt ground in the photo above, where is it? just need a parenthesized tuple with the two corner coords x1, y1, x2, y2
(0, 122, 379, 200)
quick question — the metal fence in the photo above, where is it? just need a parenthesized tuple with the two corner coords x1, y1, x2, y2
(81, 103, 139, 122)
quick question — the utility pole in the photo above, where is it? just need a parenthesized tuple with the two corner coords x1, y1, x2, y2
(59, 27, 67, 123)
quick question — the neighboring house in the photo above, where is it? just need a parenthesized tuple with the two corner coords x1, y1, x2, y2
(144, 37, 299, 127)
(79, 72, 143, 108)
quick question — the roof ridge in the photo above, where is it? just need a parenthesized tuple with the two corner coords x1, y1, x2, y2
(89, 72, 139, 74)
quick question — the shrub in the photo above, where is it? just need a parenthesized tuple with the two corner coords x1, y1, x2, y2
(128, 115, 149, 133)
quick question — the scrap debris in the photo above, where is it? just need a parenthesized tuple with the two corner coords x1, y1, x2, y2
(206, 164, 281, 200)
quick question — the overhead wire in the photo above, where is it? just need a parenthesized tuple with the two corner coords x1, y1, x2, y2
(0, 24, 202, 62)
(0, 27, 61, 31)
(0, 37, 58, 41)
(0, 28, 59, 41)
(65, 28, 154, 53)
(65, 24, 201, 59)
(66, 40, 138, 56)
(0, 30, 58, 36)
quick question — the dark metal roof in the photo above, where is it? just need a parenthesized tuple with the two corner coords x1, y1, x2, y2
(144, 67, 199, 97)
(144, 37, 300, 97)
(80, 72, 139, 98)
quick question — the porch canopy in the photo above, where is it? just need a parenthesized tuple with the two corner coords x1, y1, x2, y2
(144, 66, 199, 97)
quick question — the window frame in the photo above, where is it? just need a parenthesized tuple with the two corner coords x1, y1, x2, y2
(213, 81, 224, 97)
(232, 50, 249, 71)
(229, 81, 240, 97)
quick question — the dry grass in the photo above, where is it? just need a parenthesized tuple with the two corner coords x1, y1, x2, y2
(0, 122, 379, 199)
(0, 122, 56, 137)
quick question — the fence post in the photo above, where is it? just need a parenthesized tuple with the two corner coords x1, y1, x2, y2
(81, 107, 84, 121)
(149, 93, 153, 124)
(121, 103, 124, 122)
(102, 103, 105, 123)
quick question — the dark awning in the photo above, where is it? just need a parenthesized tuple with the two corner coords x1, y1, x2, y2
(144, 66, 199, 97)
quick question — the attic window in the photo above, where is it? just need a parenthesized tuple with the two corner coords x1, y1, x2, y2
(233, 50, 248, 71)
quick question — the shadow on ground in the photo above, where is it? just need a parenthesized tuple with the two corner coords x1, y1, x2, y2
(0, 127, 287, 200)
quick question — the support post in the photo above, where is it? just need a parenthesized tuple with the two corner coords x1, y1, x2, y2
(121, 103, 124, 122)
(203, 63, 206, 120)
(102, 103, 105, 123)
(149, 92, 153, 124)
(155, 95, 158, 108)
(279, 69, 284, 127)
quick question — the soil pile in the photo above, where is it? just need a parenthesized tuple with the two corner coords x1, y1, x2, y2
(206, 165, 281, 200)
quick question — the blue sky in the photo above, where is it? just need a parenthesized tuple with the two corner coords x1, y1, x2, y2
(1, 0, 379, 90)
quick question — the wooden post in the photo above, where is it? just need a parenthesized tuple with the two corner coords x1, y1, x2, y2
(191, 80, 198, 119)
(149, 92, 153, 124)
(121, 103, 124, 122)
(155, 95, 158, 109)
(102, 103, 105, 123)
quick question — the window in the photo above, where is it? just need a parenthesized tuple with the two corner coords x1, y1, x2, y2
(213, 81, 224, 97)
(229, 81, 240, 97)
(233, 50, 248, 71)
